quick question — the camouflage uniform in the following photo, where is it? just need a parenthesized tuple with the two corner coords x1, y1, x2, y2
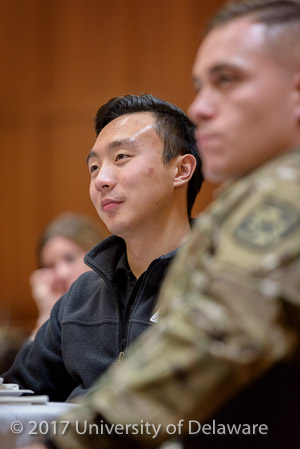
(51, 147, 300, 449)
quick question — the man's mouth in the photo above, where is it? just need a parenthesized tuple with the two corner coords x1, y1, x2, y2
(101, 199, 123, 212)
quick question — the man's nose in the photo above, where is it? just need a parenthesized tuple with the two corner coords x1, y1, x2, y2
(94, 165, 116, 191)
(188, 90, 216, 124)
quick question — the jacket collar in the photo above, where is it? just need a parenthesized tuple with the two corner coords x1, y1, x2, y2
(84, 218, 195, 281)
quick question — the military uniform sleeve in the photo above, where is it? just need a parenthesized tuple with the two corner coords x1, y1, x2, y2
(50, 176, 300, 449)
(2, 294, 77, 401)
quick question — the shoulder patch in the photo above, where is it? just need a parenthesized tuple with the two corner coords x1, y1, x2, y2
(234, 196, 300, 249)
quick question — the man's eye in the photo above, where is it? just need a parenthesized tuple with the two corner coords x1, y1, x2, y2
(217, 73, 237, 86)
(115, 154, 129, 162)
(89, 164, 98, 174)
(193, 80, 202, 94)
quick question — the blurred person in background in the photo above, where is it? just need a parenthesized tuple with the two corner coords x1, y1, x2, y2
(30, 212, 104, 337)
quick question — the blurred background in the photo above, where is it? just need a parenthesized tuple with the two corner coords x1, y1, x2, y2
(0, 0, 224, 333)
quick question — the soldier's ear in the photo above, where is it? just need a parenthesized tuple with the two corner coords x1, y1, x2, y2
(173, 154, 196, 187)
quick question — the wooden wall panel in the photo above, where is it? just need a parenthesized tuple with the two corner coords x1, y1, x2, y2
(0, 0, 225, 331)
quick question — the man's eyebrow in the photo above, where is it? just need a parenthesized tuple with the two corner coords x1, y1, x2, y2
(209, 63, 237, 75)
(192, 63, 239, 88)
(86, 150, 97, 165)
(86, 139, 138, 165)
(107, 138, 138, 150)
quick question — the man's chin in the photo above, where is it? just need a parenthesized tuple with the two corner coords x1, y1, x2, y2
(105, 222, 130, 239)
(203, 166, 228, 184)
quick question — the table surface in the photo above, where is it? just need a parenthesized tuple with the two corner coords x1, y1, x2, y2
(0, 401, 77, 448)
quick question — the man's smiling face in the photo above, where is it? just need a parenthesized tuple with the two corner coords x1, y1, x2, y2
(88, 112, 179, 238)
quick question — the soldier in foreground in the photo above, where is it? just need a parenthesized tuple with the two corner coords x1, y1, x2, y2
(24, 0, 300, 448)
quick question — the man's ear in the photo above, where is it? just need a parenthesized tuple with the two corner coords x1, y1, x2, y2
(173, 154, 196, 187)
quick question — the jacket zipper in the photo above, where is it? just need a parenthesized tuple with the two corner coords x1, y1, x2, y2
(89, 252, 168, 364)
(119, 266, 153, 356)
(99, 276, 125, 364)
(117, 351, 125, 365)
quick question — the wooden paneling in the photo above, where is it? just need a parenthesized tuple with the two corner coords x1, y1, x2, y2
(0, 0, 224, 331)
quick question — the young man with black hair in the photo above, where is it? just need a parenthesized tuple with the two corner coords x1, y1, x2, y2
(3, 94, 203, 401)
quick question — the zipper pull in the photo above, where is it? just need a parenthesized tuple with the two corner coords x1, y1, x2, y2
(117, 351, 125, 366)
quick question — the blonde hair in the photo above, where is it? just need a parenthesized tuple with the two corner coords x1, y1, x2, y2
(37, 213, 104, 267)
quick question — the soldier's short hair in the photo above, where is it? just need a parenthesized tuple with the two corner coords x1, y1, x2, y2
(207, 0, 300, 32)
(206, 0, 300, 69)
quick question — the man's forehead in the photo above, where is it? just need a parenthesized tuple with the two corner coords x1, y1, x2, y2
(98, 112, 156, 140)
(193, 18, 269, 74)
(89, 112, 161, 158)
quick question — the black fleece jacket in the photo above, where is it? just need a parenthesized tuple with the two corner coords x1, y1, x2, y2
(3, 235, 176, 401)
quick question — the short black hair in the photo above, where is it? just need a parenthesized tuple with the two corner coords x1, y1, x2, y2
(94, 94, 203, 217)
(207, 0, 300, 32)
